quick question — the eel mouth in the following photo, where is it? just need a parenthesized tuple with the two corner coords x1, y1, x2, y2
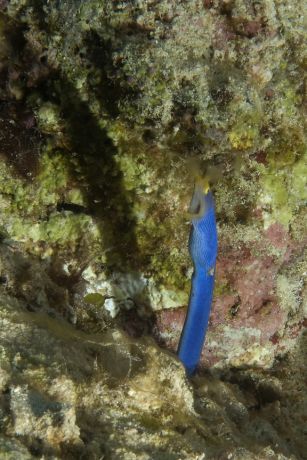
(188, 178, 210, 218)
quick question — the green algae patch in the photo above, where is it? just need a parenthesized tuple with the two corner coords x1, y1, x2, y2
(0, 149, 71, 215)
(37, 102, 64, 134)
(259, 149, 307, 229)
(34, 213, 92, 246)
(83, 293, 105, 307)
(0, 147, 96, 254)
(291, 157, 307, 204)
(7, 213, 92, 246)
(229, 126, 258, 151)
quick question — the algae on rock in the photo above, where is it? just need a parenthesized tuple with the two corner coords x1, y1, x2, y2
(0, 1, 306, 457)
(2, 0, 306, 319)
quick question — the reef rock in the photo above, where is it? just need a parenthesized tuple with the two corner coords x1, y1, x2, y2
(0, 258, 306, 458)
(0, 0, 305, 458)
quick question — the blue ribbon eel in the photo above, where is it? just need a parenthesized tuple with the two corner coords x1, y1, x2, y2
(177, 178, 218, 375)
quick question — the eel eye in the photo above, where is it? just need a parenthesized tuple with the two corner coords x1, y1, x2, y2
(189, 200, 201, 215)
(188, 185, 202, 215)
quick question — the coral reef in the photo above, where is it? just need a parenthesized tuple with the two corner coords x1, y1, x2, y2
(0, 0, 305, 457)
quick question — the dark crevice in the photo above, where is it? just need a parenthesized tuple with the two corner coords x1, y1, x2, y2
(56, 202, 90, 215)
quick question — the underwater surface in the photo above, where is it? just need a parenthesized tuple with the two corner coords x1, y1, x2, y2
(0, 1, 306, 458)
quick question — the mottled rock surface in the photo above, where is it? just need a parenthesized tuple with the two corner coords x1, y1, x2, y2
(0, 0, 306, 458)
(0, 254, 306, 458)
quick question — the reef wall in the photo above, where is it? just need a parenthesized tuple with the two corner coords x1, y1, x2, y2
(0, 1, 306, 458)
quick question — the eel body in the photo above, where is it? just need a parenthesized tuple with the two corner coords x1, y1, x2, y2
(177, 182, 218, 375)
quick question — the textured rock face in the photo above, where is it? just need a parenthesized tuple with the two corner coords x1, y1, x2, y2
(0, 0, 306, 458)
(0, 260, 306, 459)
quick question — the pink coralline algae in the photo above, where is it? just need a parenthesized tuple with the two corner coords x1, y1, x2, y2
(265, 222, 291, 251)
(154, 224, 301, 369)
(154, 307, 185, 351)
(211, 249, 286, 341)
